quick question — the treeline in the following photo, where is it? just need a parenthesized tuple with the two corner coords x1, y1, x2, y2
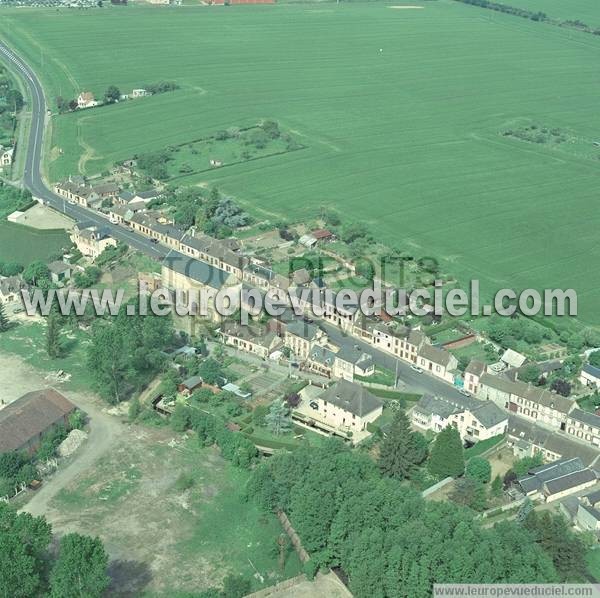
(454, 0, 600, 36)
(247, 440, 561, 597)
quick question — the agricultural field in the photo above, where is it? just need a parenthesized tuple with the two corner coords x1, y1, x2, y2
(2, 4, 600, 321)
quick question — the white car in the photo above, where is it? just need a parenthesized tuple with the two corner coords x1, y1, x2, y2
(410, 364, 423, 374)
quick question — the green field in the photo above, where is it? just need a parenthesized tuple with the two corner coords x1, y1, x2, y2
(0, 221, 70, 265)
(2, 3, 600, 321)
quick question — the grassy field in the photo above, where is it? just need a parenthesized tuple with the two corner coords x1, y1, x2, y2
(49, 430, 302, 595)
(0, 221, 70, 265)
(2, 3, 600, 321)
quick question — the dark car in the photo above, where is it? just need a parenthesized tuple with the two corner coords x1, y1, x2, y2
(309, 401, 318, 410)
(150, 238, 159, 244)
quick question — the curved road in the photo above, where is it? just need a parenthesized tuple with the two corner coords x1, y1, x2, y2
(0, 41, 467, 401)
(0, 41, 168, 261)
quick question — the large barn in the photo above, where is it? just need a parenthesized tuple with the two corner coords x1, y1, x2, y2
(0, 389, 77, 454)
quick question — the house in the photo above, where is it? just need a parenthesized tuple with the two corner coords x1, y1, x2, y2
(332, 345, 374, 382)
(371, 324, 427, 364)
(48, 261, 71, 284)
(161, 255, 235, 323)
(561, 490, 600, 532)
(516, 458, 597, 503)
(129, 213, 184, 249)
(412, 393, 507, 443)
(130, 189, 162, 204)
(477, 373, 573, 429)
(501, 348, 527, 369)
(580, 364, 600, 390)
(298, 234, 317, 249)
(304, 345, 337, 378)
(138, 272, 162, 294)
(566, 409, 600, 448)
(417, 344, 458, 383)
(54, 178, 102, 209)
(284, 320, 326, 360)
(294, 380, 383, 443)
(506, 415, 600, 466)
(311, 229, 334, 243)
(180, 234, 245, 279)
(0, 276, 27, 304)
(77, 91, 97, 109)
(220, 322, 282, 359)
(0, 146, 14, 167)
(178, 376, 203, 396)
(131, 88, 150, 98)
(92, 182, 119, 199)
(70, 223, 117, 259)
(242, 263, 278, 290)
(464, 359, 486, 394)
(0, 389, 77, 454)
(109, 203, 145, 225)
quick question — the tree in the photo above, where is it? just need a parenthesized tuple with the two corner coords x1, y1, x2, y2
(449, 477, 487, 511)
(22, 260, 50, 286)
(515, 497, 533, 525)
(0, 300, 9, 332)
(68, 99, 78, 111)
(6, 88, 24, 112)
(428, 425, 465, 479)
(104, 85, 121, 104)
(221, 574, 251, 598)
(0, 503, 51, 598)
(490, 474, 503, 498)
(465, 456, 491, 484)
(49, 533, 110, 598)
(56, 96, 68, 113)
(170, 403, 192, 432)
(519, 364, 541, 384)
(378, 410, 427, 480)
(46, 312, 62, 358)
(265, 399, 292, 436)
(550, 378, 571, 397)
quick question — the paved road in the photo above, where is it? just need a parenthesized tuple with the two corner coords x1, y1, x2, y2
(321, 322, 468, 399)
(0, 41, 173, 262)
(0, 41, 465, 401)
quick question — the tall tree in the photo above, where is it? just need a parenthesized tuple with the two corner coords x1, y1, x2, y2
(46, 312, 62, 358)
(265, 399, 292, 436)
(103, 85, 120, 104)
(378, 410, 427, 480)
(450, 477, 487, 511)
(465, 456, 491, 484)
(0, 300, 9, 332)
(49, 533, 110, 598)
(0, 503, 51, 598)
(428, 425, 465, 479)
(22, 261, 50, 287)
(515, 497, 533, 525)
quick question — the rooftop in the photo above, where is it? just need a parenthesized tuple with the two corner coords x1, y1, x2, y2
(319, 379, 383, 418)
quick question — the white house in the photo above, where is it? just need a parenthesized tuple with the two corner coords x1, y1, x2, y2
(580, 364, 600, 390)
(417, 344, 458, 384)
(77, 91, 98, 109)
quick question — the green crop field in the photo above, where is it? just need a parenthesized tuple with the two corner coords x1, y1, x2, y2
(1, 3, 600, 321)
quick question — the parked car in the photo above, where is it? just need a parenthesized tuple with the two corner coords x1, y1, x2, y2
(458, 389, 471, 397)
(410, 364, 423, 374)
(150, 238, 159, 244)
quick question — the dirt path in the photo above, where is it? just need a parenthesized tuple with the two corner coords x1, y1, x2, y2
(0, 352, 126, 520)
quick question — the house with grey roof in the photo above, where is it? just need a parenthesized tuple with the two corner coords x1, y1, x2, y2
(295, 380, 383, 443)
(371, 324, 427, 365)
(516, 457, 598, 503)
(412, 393, 507, 443)
(507, 415, 600, 467)
(477, 373, 574, 430)
(580, 364, 600, 390)
(566, 408, 600, 449)
(464, 359, 486, 394)
(220, 322, 282, 359)
(417, 343, 458, 384)
(0, 276, 28, 304)
(332, 345, 374, 382)
(284, 320, 326, 359)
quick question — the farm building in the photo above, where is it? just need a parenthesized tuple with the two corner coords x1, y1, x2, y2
(0, 389, 77, 454)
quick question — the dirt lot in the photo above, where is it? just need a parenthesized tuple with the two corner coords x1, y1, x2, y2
(0, 352, 302, 596)
(13, 203, 74, 230)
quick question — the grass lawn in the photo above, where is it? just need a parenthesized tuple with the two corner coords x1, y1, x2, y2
(3, 4, 600, 321)
(0, 320, 95, 392)
(50, 430, 302, 595)
(0, 221, 70, 265)
(465, 434, 505, 459)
